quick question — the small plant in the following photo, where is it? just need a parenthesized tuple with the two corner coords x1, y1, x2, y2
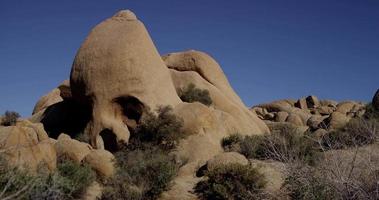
(179, 83, 212, 106)
(194, 163, 267, 200)
(1, 111, 20, 126)
(102, 147, 179, 200)
(221, 133, 243, 152)
(131, 105, 184, 150)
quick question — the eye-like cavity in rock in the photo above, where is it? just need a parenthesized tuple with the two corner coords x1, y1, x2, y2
(70, 10, 181, 148)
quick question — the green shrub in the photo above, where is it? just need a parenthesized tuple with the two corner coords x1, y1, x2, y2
(131, 105, 184, 150)
(179, 83, 212, 106)
(0, 157, 95, 200)
(102, 147, 179, 200)
(221, 133, 243, 152)
(222, 128, 319, 164)
(322, 117, 379, 149)
(1, 111, 20, 126)
(194, 163, 267, 200)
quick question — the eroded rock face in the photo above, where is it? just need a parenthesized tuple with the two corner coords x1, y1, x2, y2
(0, 120, 56, 172)
(164, 50, 269, 135)
(70, 10, 181, 149)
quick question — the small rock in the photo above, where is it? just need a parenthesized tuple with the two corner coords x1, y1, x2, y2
(295, 98, 308, 109)
(286, 113, 304, 126)
(326, 112, 350, 130)
(275, 111, 289, 122)
(55, 134, 92, 163)
(83, 149, 115, 178)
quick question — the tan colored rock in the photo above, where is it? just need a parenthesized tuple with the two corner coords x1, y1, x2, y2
(306, 95, 320, 108)
(373, 89, 379, 111)
(286, 113, 304, 126)
(166, 51, 269, 135)
(307, 115, 328, 130)
(32, 80, 70, 115)
(70, 10, 182, 149)
(173, 102, 220, 136)
(327, 112, 350, 130)
(163, 50, 245, 108)
(275, 111, 289, 122)
(83, 149, 115, 178)
(317, 105, 335, 115)
(295, 98, 308, 109)
(264, 112, 275, 120)
(206, 152, 249, 171)
(320, 99, 338, 107)
(0, 121, 56, 172)
(335, 101, 356, 115)
(55, 134, 92, 163)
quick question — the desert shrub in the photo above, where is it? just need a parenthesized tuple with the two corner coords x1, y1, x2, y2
(221, 133, 243, 152)
(222, 127, 319, 164)
(283, 164, 337, 200)
(1, 111, 20, 126)
(284, 146, 379, 200)
(364, 103, 379, 119)
(130, 105, 184, 150)
(101, 147, 179, 200)
(0, 157, 35, 199)
(0, 156, 95, 200)
(194, 163, 267, 200)
(179, 83, 212, 106)
(322, 117, 379, 149)
(102, 105, 186, 199)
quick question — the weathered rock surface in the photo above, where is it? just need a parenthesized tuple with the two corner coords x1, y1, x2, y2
(327, 112, 350, 130)
(83, 149, 115, 178)
(32, 80, 70, 115)
(0, 120, 56, 172)
(55, 133, 92, 163)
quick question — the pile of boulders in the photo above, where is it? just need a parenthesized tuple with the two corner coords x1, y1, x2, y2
(251, 95, 366, 135)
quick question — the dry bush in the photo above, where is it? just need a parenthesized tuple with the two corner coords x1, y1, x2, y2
(322, 117, 379, 150)
(101, 147, 179, 200)
(1, 111, 20, 126)
(283, 138, 379, 200)
(0, 156, 95, 200)
(179, 83, 212, 106)
(194, 163, 267, 200)
(222, 127, 319, 165)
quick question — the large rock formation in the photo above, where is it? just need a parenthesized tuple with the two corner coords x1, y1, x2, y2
(28, 9, 269, 199)
(70, 10, 182, 149)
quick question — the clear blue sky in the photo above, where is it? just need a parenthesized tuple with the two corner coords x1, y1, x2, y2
(0, 0, 378, 117)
